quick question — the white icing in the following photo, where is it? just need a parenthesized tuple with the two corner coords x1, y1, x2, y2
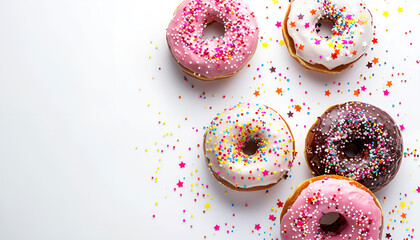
(286, 0, 373, 70)
(204, 103, 295, 189)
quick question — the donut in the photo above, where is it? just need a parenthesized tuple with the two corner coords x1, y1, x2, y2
(203, 103, 295, 191)
(282, 0, 374, 73)
(280, 175, 383, 239)
(305, 101, 403, 192)
(166, 0, 259, 80)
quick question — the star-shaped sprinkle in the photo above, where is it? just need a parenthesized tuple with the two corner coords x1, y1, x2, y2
(279, 40, 285, 46)
(401, 213, 407, 219)
(372, 57, 379, 64)
(287, 111, 294, 117)
(290, 21, 296, 28)
(214, 225, 220, 231)
(179, 161, 186, 168)
(354, 89, 360, 97)
(294, 105, 301, 112)
(270, 66, 276, 73)
(386, 81, 393, 87)
(272, 0, 279, 3)
(383, 89, 389, 96)
(416, 186, 420, 193)
(366, 62, 373, 68)
(362, 41, 368, 47)
(177, 180, 184, 188)
(372, 38, 378, 44)
(275, 21, 282, 28)
(397, 7, 403, 13)
(204, 203, 211, 210)
(277, 199, 284, 208)
(253, 90, 260, 97)
(297, 14, 304, 19)
(399, 124, 405, 130)
(255, 224, 261, 231)
(269, 215, 276, 221)
(361, 85, 367, 91)
(400, 201, 406, 208)
(298, 44, 304, 50)
(276, 88, 283, 95)
(325, 90, 331, 96)
(385, 233, 391, 239)
(262, 170, 269, 176)
(310, 9, 316, 15)
(262, 42, 268, 48)
(383, 11, 389, 17)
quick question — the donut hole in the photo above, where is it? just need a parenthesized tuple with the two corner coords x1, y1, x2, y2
(242, 139, 259, 156)
(316, 18, 335, 39)
(344, 139, 364, 158)
(203, 21, 225, 40)
(319, 212, 347, 235)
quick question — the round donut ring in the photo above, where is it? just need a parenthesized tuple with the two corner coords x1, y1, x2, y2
(203, 103, 295, 191)
(282, 0, 373, 73)
(280, 175, 383, 239)
(305, 101, 403, 192)
(167, 0, 259, 80)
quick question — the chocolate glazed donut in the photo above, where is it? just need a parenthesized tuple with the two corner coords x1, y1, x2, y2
(305, 101, 403, 192)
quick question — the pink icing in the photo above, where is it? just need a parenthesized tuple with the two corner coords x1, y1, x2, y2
(166, 0, 258, 79)
(281, 177, 382, 239)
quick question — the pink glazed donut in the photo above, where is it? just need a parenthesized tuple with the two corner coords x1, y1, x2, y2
(166, 0, 259, 80)
(280, 175, 383, 240)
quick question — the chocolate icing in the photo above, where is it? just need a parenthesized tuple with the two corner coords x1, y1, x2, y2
(305, 101, 403, 192)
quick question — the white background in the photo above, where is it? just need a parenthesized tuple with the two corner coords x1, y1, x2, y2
(0, 0, 419, 239)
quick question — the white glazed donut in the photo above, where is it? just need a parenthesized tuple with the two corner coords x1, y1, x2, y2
(283, 0, 374, 73)
(203, 103, 295, 191)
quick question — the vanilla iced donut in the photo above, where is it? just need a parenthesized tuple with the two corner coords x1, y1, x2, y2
(282, 0, 374, 73)
(203, 103, 295, 191)
(167, 0, 259, 80)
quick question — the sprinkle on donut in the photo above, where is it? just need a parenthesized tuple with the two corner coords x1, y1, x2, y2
(204, 103, 295, 190)
(167, 0, 259, 80)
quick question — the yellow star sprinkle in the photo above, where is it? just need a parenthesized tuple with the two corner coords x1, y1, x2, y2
(383, 11, 389, 17)
(397, 7, 403, 13)
(400, 202, 406, 208)
(272, 0, 279, 3)
(262, 42, 268, 48)
(204, 203, 211, 210)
